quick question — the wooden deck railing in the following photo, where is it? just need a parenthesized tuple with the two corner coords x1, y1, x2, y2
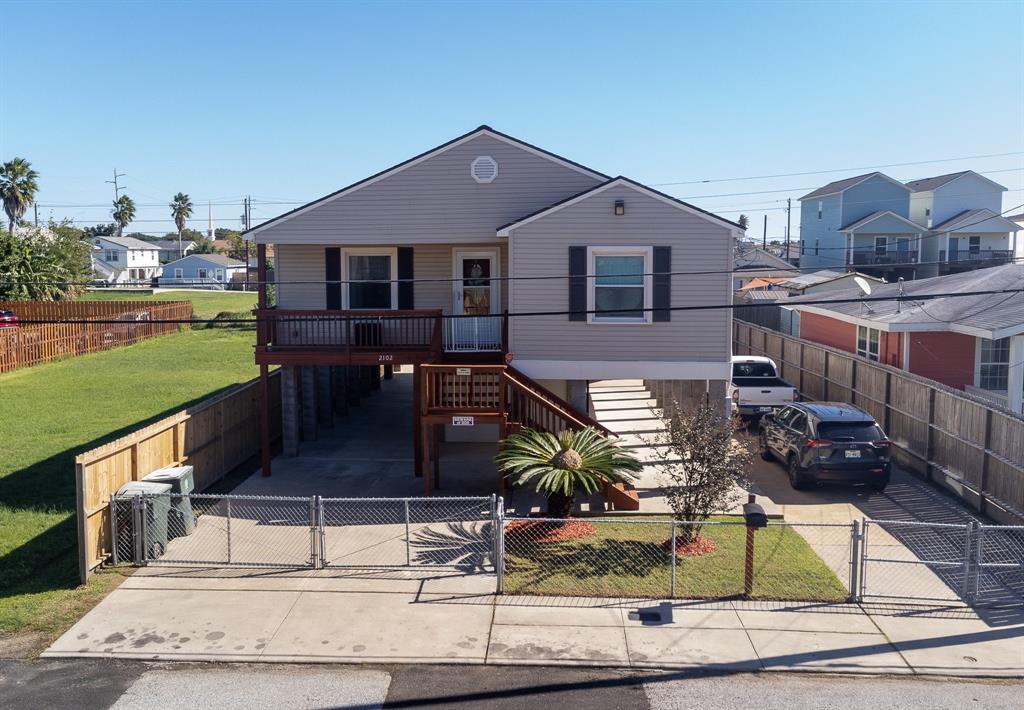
(257, 308, 443, 352)
(421, 363, 612, 436)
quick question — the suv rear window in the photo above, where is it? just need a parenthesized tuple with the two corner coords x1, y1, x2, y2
(816, 421, 884, 441)
(733, 361, 776, 377)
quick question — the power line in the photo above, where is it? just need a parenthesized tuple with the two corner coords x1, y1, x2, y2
(10, 286, 1024, 326)
(647, 151, 1024, 187)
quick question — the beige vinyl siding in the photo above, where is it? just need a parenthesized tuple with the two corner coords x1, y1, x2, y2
(254, 135, 601, 245)
(509, 187, 732, 362)
(274, 242, 507, 312)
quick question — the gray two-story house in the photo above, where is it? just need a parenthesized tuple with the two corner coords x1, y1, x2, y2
(243, 126, 740, 502)
(799, 170, 1018, 279)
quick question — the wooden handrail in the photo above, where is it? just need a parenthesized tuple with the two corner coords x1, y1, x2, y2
(256, 308, 442, 318)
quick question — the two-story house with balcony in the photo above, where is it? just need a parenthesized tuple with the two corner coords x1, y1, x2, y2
(243, 126, 740, 502)
(89, 236, 162, 284)
(798, 170, 1018, 281)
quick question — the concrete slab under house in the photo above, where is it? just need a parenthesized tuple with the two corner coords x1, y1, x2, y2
(244, 126, 743, 509)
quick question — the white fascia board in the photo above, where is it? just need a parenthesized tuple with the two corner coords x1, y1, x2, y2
(511, 359, 731, 381)
(246, 128, 606, 241)
(498, 179, 740, 236)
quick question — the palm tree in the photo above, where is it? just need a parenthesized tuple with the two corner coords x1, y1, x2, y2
(170, 192, 194, 259)
(0, 157, 40, 234)
(112, 195, 136, 237)
(494, 427, 642, 518)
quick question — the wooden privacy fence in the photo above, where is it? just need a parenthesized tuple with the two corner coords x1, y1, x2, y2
(74, 371, 283, 582)
(0, 300, 192, 373)
(734, 321, 1024, 525)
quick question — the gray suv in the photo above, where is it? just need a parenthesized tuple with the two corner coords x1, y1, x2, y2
(758, 402, 892, 491)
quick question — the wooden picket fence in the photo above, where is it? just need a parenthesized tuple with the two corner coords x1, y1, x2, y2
(75, 371, 283, 581)
(0, 300, 193, 373)
(734, 321, 1024, 524)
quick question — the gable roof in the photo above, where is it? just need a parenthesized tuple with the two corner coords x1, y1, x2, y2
(152, 239, 196, 251)
(931, 208, 1021, 233)
(786, 264, 1024, 339)
(96, 235, 158, 250)
(738, 277, 789, 291)
(777, 269, 883, 290)
(904, 170, 1006, 193)
(163, 253, 246, 268)
(733, 244, 799, 272)
(840, 210, 925, 233)
(496, 176, 744, 236)
(799, 172, 910, 201)
(244, 125, 610, 239)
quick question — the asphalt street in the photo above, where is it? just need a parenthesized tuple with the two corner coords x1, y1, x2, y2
(2, 659, 1021, 710)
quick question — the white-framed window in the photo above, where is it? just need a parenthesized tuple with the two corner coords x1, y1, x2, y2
(344, 247, 397, 310)
(197, 268, 209, 279)
(968, 236, 981, 255)
(174, 268, 183, 279)
(587, 246, 651, 324)
(817, 201, 823, 220)
(979, 337, 1009, 391)
(874, 237, 887, 256)
(215, 269, 224, 281)
(857, 325, 881, 361)
(105, 249, 119, 262)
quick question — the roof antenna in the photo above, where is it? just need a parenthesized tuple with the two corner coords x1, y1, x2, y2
(896, 277, 905, 314)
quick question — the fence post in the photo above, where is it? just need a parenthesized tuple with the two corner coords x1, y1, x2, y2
(226, 497, 233, 564)
(859, 518, 870, 599)
(670, 519, 677, 598)
(848, 519, 862, 602)
(311, 496, 321, 569)
(109, 498, 119, 565)
(495, 497, 505, 595)
(404, 499, 412, 567)
(961, 520, 978, 605)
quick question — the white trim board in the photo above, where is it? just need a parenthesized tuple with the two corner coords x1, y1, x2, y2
(511, 359, 731, 381)
(246, 128, 606, 240)
(497, 178, 742, 236)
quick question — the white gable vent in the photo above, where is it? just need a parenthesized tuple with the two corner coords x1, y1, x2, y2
(471, 155, 498, 184)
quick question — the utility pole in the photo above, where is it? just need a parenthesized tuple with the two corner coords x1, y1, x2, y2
(785, 198, 792, 260)
(243, 196, 251, 292)
(106, 169, 126, 201)
(762, 214, 767, 250)
(34, 203, 38, 227)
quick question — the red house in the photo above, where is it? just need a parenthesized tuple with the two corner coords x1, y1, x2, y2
(787, 264, 1024, 413)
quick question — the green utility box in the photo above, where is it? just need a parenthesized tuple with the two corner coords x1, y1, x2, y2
(144, 466, 196, 536)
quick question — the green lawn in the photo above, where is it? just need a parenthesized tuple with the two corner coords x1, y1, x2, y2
(80, 290, 257, 319)
(0, 327, 259, 642)
(504, 516, 848, 602)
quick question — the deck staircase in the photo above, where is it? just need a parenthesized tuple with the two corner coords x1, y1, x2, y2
(419, 364, 641, 509)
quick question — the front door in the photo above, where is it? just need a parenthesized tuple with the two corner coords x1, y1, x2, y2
(896, 238, 910, 263)
(449, 250, 500, 351)
(948, 237, 960, 262)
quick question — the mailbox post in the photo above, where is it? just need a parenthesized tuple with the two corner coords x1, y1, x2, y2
(742, 494, 768, 597)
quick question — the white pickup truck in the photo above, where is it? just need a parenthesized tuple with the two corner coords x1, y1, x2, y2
(729, 355, 799, 417)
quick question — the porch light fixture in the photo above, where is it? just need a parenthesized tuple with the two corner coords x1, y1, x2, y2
(614, 199, 625, 216)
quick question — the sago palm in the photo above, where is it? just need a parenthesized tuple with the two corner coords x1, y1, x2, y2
(494, 427, 642, 518)
(112, 195, 136, 236)
(1, 157, 40, 234)
(170, 192, 193, 258)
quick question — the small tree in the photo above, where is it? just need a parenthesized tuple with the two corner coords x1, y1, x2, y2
(652, 401, 751, 543)
(495, 427, 642, 518)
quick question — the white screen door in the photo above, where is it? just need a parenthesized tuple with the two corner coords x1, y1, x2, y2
(448, 250, 500, 351)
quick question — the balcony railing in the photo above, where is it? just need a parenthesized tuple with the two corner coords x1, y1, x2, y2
(943, 249, 1013, 265)
(850, 250, 919, 266)
(257, 308, 442, 353)
(443, 315, 504, 352)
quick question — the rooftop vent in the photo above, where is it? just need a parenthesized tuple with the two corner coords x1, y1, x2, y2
(471, 156, 498, 184)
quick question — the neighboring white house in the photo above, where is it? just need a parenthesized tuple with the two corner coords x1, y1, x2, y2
(158, 253, 247, 289)
(90, 236, 161, 284)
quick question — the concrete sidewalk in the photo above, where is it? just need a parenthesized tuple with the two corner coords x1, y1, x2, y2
(44, 567, 1024, 677)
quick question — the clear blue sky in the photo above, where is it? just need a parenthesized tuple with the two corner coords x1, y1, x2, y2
(2, 0, 1022, 239)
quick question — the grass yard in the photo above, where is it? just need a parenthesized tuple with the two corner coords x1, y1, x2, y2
(504, 516, 848, 602)
(80, 289, 257, 319)
(0, 327, 258, 645)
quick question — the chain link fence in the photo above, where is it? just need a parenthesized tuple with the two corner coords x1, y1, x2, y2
(108, 493, 1022, 608)
(320, 496, 496, 570)
(500, 517, 853, 602)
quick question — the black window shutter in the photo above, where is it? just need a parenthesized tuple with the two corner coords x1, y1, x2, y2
(568, 246, 587, 321)
(652, 245, 671, 322)
(397, 247, 414, 310)
(325, 247, 341, 309)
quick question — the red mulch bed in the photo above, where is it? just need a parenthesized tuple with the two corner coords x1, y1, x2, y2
(505, 519, 597, 543)
(662, 535, 718, 557)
